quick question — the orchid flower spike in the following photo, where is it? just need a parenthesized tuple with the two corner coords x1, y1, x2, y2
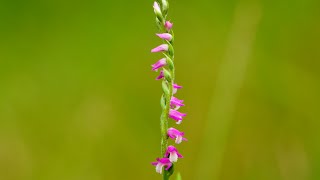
(169, 109, 187, 124)
(168, 127, 188, 144)
(151, 158, 172, 174)
(165, 145, 183, 162)
(165, 21, 173, 31)
(150, 0, 187, 176)
(170, 96, 185, 110)
(151, 44, 169, 53)
(152, 58, 167, 71)
(156, 33, 173, 41)
(173, 83, 182, 94)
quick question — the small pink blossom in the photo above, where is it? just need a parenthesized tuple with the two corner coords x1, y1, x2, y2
(170, 97, 185, 110)
(151, 44, 169, 52)
(165, 21, 173, 31)
(169, 109, 186, 124)
(168, 127, 188, 144)
(151, 44, 169, 53)
(156, 70, 164, 80)
(156, 33, 173, 41)
(151, 158, 172, 174)
(152, 58, 167, 71)
(165, 145, 183, 162)
(173, 83, 182, 94)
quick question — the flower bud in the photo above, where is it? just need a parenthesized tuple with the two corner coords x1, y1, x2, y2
(153, 2, 163, 22)
(151, 44, 169, 53)
(165, 21, 173, 31)
(161, 0, 169, 16)
(156, 33, 173, 41)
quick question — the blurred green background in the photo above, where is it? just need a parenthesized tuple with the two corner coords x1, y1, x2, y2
(0, 0, 319, 179)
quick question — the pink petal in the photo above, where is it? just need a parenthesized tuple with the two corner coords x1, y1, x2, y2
(152, 58, 167, 71)
(165, 21, 173, 31)
(151, 44, 169, 53)
(156, 33, 173, 41)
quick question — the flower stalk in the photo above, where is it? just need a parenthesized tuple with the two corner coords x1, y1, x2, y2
(151, 1, 187, 180)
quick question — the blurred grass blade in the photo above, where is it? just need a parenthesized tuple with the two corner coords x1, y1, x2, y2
(176, 172, 182, 180)
(195, 1, 262, 179)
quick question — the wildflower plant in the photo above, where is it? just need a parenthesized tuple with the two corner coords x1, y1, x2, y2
(150, 1, 187, 179)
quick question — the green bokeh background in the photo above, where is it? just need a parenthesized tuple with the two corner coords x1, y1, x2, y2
(0, 0, 319, 179)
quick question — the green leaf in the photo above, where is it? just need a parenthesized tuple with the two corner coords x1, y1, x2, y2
(163, 68, 172, 82)
(167, 42, 174, 57)
(163, 164, 174, 180)
(160, 94, 166, 109)
(163, 53, 174, 71)
(162, 80, 170, 95)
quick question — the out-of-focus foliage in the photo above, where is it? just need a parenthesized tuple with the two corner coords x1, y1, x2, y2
(0, 0, 319, 179)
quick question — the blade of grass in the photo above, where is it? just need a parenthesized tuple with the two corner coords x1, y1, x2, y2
(176, 172, 182, 180)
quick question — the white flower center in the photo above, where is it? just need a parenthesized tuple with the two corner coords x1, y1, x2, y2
(156, 163, 164, 174)
(175, 135, 182, 144)
(169, 152, 178, 162)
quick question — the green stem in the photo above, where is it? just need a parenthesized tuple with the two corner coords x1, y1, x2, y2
(163, 171, 170, 180)
(160, 103, 168, 156)
(161, 77, 173, 179)
(158, 0, 175, 179)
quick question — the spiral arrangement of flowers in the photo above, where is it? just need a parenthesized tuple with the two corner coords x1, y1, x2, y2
(150, 1, 187, 179)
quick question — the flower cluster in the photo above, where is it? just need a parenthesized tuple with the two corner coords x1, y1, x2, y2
(150, 1, 187, 176)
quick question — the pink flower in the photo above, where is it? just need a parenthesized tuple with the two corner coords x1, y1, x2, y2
(156, 70, 164, 80)
(156, 33, 173, 41)
(151, 44, 169, 53)
(165, 21, 173, 31)
(173, 83, 182, 94)
(168, 127, 188, 144)
(169, 109, 186, 124)
(152, 58, 167, 71)
(165, 145, 183, 162)
(151, 158, 172, 174)
(170, 97, 185, 110)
